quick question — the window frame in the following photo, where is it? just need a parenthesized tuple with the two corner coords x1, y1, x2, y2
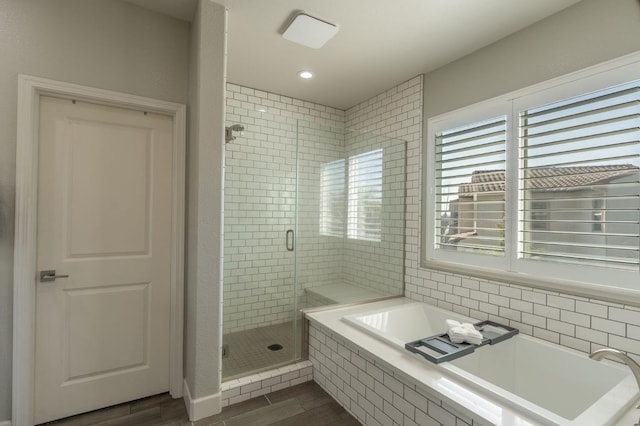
(423, 52, 640, 302)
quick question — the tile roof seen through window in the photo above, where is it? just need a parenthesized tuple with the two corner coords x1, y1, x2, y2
(458, 165, 639, 194)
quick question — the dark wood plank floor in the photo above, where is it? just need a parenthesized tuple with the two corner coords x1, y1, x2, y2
(41, 381, 362, 426)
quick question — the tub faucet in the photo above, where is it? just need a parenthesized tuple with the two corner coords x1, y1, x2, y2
(590, 348, 640, 409)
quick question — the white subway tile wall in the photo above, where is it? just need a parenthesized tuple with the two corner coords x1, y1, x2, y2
(344, 76, 422, 297)
(224, 83, 407, 333)
(221, 360, 313, 407)
(343, 74, 640, 363)
(342, 73, 640, 362)
(224, 84, 344, 333)
(341, 133, 406, 295)
(224, 73, 640, 416)
(309, 322, 484, 426)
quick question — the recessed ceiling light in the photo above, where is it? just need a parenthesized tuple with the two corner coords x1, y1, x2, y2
(298, 70, 314, 79)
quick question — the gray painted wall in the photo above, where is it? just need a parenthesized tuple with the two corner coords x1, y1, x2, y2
(423, 0, 640, 119)
(186, 0, 226, 403)
(0, 0, 190, 420)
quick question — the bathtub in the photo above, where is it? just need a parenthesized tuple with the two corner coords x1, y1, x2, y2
(342, 302, 639, 426)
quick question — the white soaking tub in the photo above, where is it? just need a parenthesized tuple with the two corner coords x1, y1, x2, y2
(342, 302, 639, 426)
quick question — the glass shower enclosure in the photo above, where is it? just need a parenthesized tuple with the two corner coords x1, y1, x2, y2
(222, 118, 406, 380)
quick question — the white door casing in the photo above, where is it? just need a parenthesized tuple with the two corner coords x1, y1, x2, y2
(13, 76, 186, 426)
(35, 96, 172, 423)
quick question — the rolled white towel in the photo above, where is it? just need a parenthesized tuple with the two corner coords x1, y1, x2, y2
(461, 322, 476, 331)
(448, 325, 484, 345)
(446, 319, 461, 329)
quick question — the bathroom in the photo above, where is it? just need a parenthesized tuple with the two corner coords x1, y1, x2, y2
(1, 0, 640, 425)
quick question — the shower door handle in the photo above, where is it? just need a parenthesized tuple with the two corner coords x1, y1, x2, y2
(286, 230, 294, 251)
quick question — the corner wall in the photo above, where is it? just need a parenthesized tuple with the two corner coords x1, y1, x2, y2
(185, 0, 227, 419)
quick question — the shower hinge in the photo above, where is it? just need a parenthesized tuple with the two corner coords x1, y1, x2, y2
(222, 343, 229, 358)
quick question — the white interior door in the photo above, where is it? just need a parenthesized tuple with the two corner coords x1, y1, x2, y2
(34, 95, 174, 424)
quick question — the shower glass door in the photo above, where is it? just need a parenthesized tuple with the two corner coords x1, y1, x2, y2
(222, 116, 299, 380)
(222, 115, 407, 381)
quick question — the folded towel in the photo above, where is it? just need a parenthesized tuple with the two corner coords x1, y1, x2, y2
(446, 319, 461, 329)
(446, 319, 484, 345)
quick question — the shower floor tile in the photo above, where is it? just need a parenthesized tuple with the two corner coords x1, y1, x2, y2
(222, 321, 300, 380)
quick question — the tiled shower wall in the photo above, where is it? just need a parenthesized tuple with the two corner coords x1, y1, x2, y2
(344, 74, 640, 362)
(295, 122, 347, 299)
(341, 132, 406, 295)
(224, 84, 344, 333)
(344, 76, 422, 297)
(224, 82, 410, 333)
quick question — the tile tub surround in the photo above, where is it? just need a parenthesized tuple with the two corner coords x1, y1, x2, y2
(306, 298, 640, 426)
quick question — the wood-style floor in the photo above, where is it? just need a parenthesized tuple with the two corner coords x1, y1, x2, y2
(41, 381, 362, 426)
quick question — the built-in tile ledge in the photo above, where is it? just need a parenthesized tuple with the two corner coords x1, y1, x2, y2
(306, 282, 389, 307)
(221, 360, 313, 407)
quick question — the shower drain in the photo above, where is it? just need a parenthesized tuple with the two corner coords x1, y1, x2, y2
(267, 344, 283, 351)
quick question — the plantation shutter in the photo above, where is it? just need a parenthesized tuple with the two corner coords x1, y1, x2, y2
(520, 81, 640, 270)
(348, 149, 383, 241)
(319, 159, 346, 237)
(434, 117, 507, 255)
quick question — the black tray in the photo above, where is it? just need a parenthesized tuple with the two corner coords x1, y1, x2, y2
(405, 320, 518, 364)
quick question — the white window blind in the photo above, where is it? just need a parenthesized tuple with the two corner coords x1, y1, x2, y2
(348, 149, 383, 241)
(435, 117, 507, 255)
(520, 81, 640, 270)
(319, 159, 346, 237)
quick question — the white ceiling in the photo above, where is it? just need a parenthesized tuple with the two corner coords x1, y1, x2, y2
(125, 0, 582, 110)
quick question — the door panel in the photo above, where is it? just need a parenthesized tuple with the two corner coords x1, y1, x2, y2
(35, 96, 173, 424)
(66, 120, 151, 257)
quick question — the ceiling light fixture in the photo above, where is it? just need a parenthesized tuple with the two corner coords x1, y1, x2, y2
(282, 12, 338, 49)
(298, 70, 314, 79)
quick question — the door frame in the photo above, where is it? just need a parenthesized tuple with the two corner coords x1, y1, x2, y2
(12, 75, 186, 425)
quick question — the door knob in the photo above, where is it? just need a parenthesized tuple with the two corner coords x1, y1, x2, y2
(39, 270, 69, 282)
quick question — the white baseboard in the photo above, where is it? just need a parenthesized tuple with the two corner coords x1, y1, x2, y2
(0, 420, 12, 426)
(183, 379, 221, 421)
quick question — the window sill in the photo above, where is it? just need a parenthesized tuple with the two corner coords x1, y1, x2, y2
(420, 259, 640, 308)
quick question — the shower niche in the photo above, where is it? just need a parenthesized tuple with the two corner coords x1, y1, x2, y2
(222, 105, 406, 380)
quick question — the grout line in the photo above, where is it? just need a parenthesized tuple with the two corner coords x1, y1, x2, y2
(264, 394, 273, 405)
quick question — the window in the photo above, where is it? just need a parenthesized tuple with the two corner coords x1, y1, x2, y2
(519, 82, 639, 270)
(435, 117, 506, 254)
(348, 149, 383, 241)
(319, 159, 345, 237)
(426, 58, 640, 292)
(319, 149, 383, 242)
